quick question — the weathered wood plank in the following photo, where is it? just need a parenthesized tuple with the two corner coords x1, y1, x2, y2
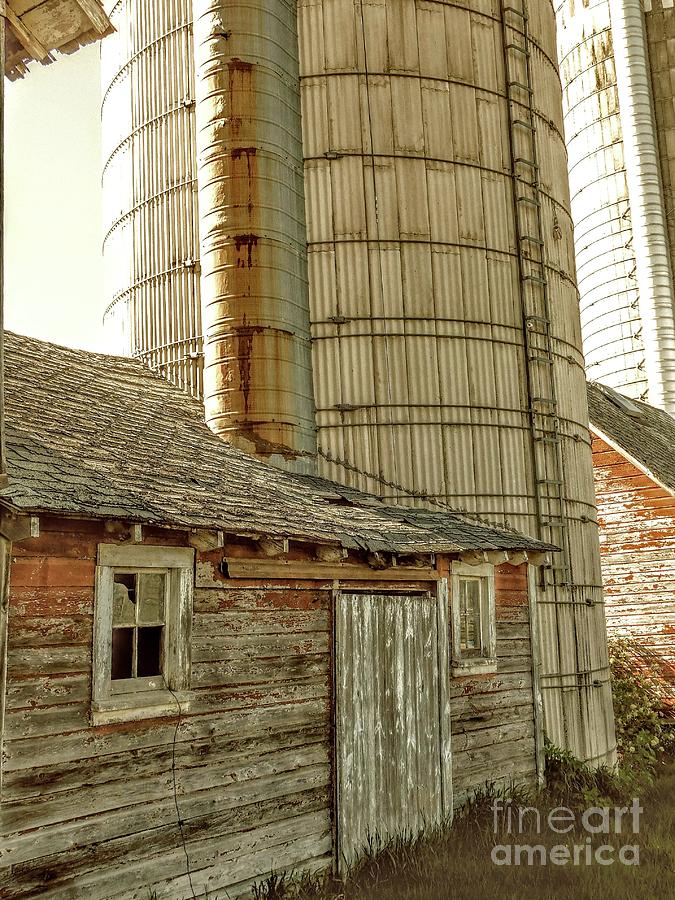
(2, 701, 329, 772)
(10, 559, 95, 588)
(7, 616, 91, 648)
(8, 587, 93, 618)
(6, 646, 90, 677)
(2, 766, 331, 866)
(2, 725, 328, 801)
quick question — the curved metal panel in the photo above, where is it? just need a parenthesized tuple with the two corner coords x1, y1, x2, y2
(192, 0, 316, 470)
(101, 0, 203, 397)
(301, 0, 615, 765)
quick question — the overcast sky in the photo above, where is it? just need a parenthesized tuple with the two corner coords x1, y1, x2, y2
(5, 45, 105, 351)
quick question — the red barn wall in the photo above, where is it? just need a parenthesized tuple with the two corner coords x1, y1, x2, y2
(592, 434, 675, 678)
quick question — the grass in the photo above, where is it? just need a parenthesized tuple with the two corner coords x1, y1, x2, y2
(253, 755, 675, 900)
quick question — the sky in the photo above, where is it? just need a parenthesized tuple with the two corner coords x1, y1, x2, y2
(5, 44, 105, 351)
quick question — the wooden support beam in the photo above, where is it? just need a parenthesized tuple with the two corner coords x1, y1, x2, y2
(315, 545, 347, 562)
(71, 0, 110, 34)
(257, 537, 289, 558)
(5, 4, 51, 62)
(0, 511, 38, 543)
(189, 529, 225, 552)
(225, 557, 439, 582)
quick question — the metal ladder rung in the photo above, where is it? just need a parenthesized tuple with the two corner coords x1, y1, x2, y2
(517, 196, 541, 207)
(534, 435, 561, 444)
(520, 234, 544, 246)
(506, 42, 530, 56)
(514, 157, 539, 170)
(538, 479, 564, 486)
(523, 274, 547, 285)
(504, 5, 528, 18)
(508, 80, 533, 94)
(513, 118, 536, 131)
(526, 315, 550, 325)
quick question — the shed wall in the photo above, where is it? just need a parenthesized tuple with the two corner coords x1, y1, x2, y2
(592, 434, 675, 679)
(0, 519, 541, 895)
(447, 562, 539, 803)
(0, 521, 332, 899)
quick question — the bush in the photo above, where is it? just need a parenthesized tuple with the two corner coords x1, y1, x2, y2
(608, 637, 674, 776)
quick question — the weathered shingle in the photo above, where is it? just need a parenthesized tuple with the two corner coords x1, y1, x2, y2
(0, 332, 552, 555)
(588, 381, 675, 495)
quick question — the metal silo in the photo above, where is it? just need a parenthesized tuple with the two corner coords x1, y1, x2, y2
(556, 0, 675, 411)
(101, 0, 203, 397)
(100, 0, 616, 766)
(299, 0, 614, 765)
(192, 0, 316, 468)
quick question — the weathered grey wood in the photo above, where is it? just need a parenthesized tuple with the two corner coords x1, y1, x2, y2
(335, 591, 450, 869)
(222, 558, 439, 582)
(0, 536, 11, 796)
(97, 544, 194, 568)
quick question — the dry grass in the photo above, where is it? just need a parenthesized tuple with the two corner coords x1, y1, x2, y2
(253, 757, 675, 900)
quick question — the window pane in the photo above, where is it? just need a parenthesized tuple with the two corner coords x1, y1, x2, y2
(111, 627, 134, 679)
(138, 573, 166, 624)
(137, 626, 163, 676)
(113, 574, 137, 626)
(459, 578, 482, 652)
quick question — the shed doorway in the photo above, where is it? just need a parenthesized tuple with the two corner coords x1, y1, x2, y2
(335, 590, 452, 869)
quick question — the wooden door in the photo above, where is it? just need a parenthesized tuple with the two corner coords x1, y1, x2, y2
(335, 590, 452, 869)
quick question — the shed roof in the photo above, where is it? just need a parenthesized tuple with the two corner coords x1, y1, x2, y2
(588, 381, 675, 495)
(4, 0, 112, 80)
(0, 331, 553, 555)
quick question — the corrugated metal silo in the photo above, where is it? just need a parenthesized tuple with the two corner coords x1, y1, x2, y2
(299, 0, 615, 764)
(556, 0, 675, 411)
(192, 0, 317, 469)
(101, 0, 203, 397)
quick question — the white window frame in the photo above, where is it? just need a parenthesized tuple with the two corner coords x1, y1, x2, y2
(450, 561, 497, 676)
(92, 544, 195, 724)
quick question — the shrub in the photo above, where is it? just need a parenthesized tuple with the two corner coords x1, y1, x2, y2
(608, 636, 674, 777)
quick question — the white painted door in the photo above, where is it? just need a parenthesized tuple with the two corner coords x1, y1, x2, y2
(335, 591, 452, 869)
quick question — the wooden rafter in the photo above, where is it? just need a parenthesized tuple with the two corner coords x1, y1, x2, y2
(4, 3, 51, 62)
(71, 0, 110, 35)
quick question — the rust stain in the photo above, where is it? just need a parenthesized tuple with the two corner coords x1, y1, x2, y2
(233, 233, 258, 270)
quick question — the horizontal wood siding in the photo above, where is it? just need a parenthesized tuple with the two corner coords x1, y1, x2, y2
(592, 435, 675, 682)
(0, 522, 333, 899)
(1, 521, 539, 894)
(448, 563, 538, 803)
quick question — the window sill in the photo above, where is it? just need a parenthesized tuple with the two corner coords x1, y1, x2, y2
(91, 690, 192, 725)
(451, 659, 498, 678)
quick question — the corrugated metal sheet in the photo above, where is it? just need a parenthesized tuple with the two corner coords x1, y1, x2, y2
(101, 0, 203, 397)
(192, 0, 316, 470)
(556, 0, 646, 398)
(335, 590, 451, 867)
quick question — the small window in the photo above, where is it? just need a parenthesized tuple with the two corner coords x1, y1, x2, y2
(451, 562, 496, 675)
(93, 545, 194, 723)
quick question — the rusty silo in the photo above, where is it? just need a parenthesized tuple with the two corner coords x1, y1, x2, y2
(100, 0, 616, 766)
(556, 0, 675, 411)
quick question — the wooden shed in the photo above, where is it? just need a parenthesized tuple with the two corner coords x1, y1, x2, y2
(588, 381, 675, 701)
(0, 332, 553, 898)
